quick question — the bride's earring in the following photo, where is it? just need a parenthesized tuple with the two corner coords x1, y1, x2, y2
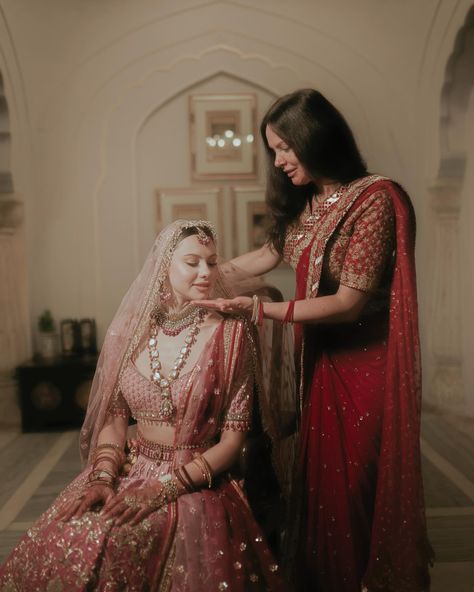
(159, 278, 172, 303)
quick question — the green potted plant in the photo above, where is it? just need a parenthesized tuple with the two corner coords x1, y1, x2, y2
(37, 309, 58, 358)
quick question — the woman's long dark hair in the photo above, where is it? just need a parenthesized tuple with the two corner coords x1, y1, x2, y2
(261, 89, 368, 254)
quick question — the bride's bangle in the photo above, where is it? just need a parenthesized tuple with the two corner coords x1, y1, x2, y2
(174, 467, 194, 493)
(191, 454, 213, 489)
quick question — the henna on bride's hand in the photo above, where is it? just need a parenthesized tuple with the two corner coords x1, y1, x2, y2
(57, 484, 115, 522)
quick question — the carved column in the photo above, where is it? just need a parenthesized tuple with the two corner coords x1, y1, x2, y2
(0, 196, 28, 427)
(428, 180, 464, 407)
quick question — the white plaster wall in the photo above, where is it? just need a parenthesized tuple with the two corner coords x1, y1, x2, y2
(0, 0, 473, 413)
(3, 0, 424, 327)
(136, 74, 274, 260)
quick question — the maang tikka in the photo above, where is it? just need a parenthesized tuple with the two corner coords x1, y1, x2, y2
(196, 227, 211, 246)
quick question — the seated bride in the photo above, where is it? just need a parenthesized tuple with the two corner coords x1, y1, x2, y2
(0, 220, 286, 591)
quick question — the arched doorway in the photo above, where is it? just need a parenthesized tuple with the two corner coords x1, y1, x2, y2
(428, 6, 474, 415)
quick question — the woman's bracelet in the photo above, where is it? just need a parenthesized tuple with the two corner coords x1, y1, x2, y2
(95, 442, 123, 453)
(174, 467, 194, 493)
(158, 474, 180, 501)
(92, 447, 125, 474)
(257, 299, 264, 326)
(251, 295, 259, 324)
(92, 452, 121, 469)
(251, 295, 264, 326)
(180, 464, 197, 490)
(283, 299, 296, 324)
(88, 468, 116, 482)
(87, 468, 115, 490)
(94, 443, 125, 462)
(191, 454, 213, 489)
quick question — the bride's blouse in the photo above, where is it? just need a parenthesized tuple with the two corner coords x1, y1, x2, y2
(106, 317, 253, 436)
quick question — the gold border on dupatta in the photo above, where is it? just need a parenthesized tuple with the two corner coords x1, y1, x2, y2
(153, 502, 178, 592)
(296, 175, 387, 402)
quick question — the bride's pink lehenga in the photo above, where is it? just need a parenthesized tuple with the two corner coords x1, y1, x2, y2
(0, 320, 285, 591)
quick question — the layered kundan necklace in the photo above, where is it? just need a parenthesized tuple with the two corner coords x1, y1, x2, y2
(148, 305, 206, 419)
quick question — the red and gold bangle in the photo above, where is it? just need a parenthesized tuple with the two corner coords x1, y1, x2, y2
(192, 454, 213, 489)
(283, 300, 296, 324)
(180, 464, 197, 490)
(174, 467, 194, 493)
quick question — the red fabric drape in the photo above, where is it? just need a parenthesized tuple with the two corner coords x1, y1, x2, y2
(289, 180, 432, 592)
(363, 183, 432, 591)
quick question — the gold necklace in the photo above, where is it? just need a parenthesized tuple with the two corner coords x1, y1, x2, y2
(152, 304, 200, 336)
(307, 184, 345, 222)
(148, 307, 206, 419)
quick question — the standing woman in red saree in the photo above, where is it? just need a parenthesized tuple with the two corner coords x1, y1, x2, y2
(199, 89, 433, 592)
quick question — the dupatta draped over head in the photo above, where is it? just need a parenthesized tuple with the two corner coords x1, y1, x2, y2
(79, 220, 222, 464)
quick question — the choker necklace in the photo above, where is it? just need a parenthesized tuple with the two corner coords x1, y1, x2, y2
(152, 304, 201, 336)
(148, 307, 206, 419)
(308, 184, 346, 222)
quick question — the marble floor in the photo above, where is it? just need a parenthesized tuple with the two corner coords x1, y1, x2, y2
(0, 410, 473, 590)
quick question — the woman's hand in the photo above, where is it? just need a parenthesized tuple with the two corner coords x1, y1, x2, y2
(101, 482, 166, 527)
(57, 483, 115, 522)
(193, 296, 253, 316)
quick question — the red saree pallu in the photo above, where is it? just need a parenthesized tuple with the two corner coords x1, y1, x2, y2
(285, 177, 432, 592)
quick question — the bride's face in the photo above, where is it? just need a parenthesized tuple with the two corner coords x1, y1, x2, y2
(168, 234, 218, 306)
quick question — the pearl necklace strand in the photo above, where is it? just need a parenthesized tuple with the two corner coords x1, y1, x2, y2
(148, 307, 206, 419)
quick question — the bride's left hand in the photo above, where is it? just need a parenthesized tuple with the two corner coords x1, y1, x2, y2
(101, 482, 165, 526)
(192, 296, 253, 316)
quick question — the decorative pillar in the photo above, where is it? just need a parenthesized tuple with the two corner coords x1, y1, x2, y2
(0, 196, 28, 427)
(428, 179, 464, 407)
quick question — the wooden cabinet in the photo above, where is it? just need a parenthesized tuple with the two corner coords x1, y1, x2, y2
(16, 355, 98, 432)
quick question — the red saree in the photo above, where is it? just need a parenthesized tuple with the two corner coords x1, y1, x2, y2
(284, 176, 432, 591)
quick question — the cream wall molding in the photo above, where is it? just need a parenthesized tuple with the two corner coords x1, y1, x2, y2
(39, 1, 396, 121)
(56, 34, 392, 329)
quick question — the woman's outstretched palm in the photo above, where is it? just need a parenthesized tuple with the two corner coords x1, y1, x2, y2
(194, 296, 253, 315)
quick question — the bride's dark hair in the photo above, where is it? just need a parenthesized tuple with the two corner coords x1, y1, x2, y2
(260, 89, 368, 254)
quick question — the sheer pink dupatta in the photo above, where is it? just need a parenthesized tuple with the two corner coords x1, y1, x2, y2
(79, 220, 224, 466)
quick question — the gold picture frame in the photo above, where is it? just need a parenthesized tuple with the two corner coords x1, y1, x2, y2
(156, 187, 231, 259)
(189, 94, 257, 180)
(231, 186, 269, 256)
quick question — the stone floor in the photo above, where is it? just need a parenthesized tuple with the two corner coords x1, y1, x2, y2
(0, 409, 473, 590)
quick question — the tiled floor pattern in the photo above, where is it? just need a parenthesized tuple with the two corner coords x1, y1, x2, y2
(0, 411, 473, 590)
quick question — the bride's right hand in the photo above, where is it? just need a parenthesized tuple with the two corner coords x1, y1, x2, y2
(57, 483, 115, 522)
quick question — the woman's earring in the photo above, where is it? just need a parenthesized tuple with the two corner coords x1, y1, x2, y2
(159, 279, 172, 303)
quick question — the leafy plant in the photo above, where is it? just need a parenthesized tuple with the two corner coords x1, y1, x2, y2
(38, 310, 55, 333)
